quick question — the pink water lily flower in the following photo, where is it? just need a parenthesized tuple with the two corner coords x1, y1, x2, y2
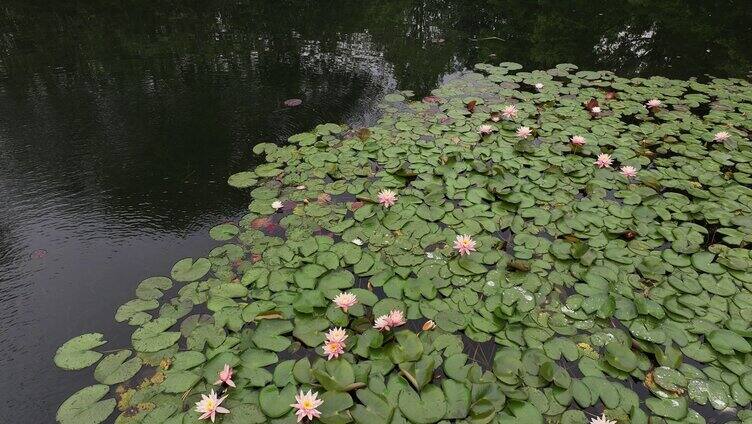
(377, 189, 397, 208)
(291, 390, 323, 422)
(325, 327, 348, 344)
(515, 126, 532, 139)
(646, 99, 661, 108)
(571, 135, 587, 146)
(322, 339, 345, 360)
(478, 124, 494, 135)
(620, 166, 637, 178)
(713, 131, 730, 142)
(454, 234, 477, 255)
(195, 390, 230, 422)
(501, 105, 518, 120)
(373, 309, 407, 331)
(388, 309, 407, 328)
(373, 314, 391, 331)
(594, 153, 613, 168)
(322, 327, 348, 360)
(333, 292, 358, 312)
(214, 364, 236, 388)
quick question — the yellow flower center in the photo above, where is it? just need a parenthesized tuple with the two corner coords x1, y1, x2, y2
(205, 399, 215, 410)
(302, 399, 313, 409)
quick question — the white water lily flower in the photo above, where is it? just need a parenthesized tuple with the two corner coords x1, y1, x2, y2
(478, 124, 495, 135)
(589, 413, 617, 424)
(713, 131, 730, 142)
(351, 238, 363, 246)
(271, 200, 283, 210)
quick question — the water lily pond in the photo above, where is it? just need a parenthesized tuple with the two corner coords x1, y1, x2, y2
(51, 62, 752, 424)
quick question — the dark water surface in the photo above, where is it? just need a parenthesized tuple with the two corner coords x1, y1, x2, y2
(1, 1, 751, 422)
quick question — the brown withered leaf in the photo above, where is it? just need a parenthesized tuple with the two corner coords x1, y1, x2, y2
(356, 128, 371, 140)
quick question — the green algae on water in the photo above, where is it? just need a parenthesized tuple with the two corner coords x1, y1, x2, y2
(54, 63, 752, 424)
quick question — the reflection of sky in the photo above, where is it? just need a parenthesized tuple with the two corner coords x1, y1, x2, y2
(594, 25, 657, 73)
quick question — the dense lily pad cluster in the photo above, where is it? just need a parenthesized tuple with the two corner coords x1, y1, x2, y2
(54, 63, 752, 424)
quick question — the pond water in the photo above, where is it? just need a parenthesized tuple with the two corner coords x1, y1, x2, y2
(1, 1, 751, 422)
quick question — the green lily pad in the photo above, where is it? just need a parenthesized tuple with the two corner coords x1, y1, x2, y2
(93, 350, 142, 385)
(54, 333, 106, 370)
(259, 383, 296, 418)
(228, 171, 258, 188)
(398, 384, 446, 424)
(604, 342, 637, 372)
(161, 370, 201, 393)
(170, 257, 211, 282)
(351, 389, 393, 424)
(56, 385, 115, 424)
(646, 396, 688, 420)
(707, 329, 751, 354)
(223, 404, 267, 424)
(115, 299, 159, 323)
(210, 223, 240, 241)
(131, 317, 181, 353)
(135, 277, 173, 300)
(318, 391, 354, 424)
(313, 359, 355, 392)
(251, 320, 293, 352)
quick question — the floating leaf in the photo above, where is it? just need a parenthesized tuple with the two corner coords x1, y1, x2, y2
(161, 370, 201, 393)
(228, 171, 258, 188)
(115, 299, 159, 323)
(131, 317, 180, 353)
(135, 277, 172, 300)
(251, 320, 293, 352)
(54, 333, 106, 370)
(56, 385, 115, 424)
(604, 342, 637, 372)
(209, 223, 239, 241)
(259, 384, 296, 418)
(646, 396, 688, 420)
(707, 329, 752, 354)
(93, 350, 142, 385)
(398, 384, 446, 423)
(170, 257, 211, 282)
